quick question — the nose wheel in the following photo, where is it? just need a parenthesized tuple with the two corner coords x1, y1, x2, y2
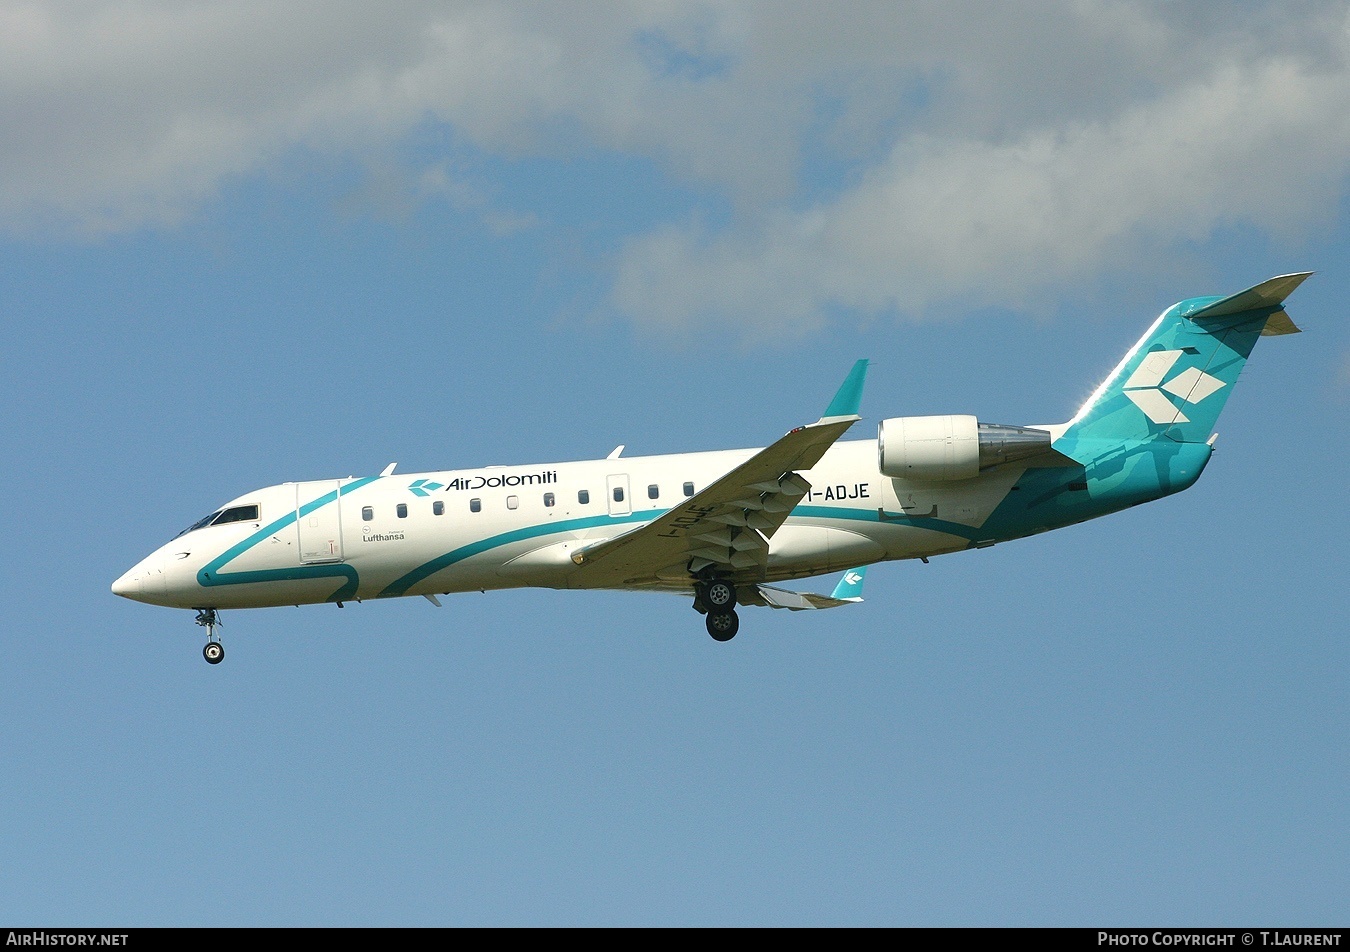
(195, 608, 224, 664)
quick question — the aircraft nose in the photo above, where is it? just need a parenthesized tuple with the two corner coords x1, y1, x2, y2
(112, 566, 143, 600)
(112, 558, 167, 603)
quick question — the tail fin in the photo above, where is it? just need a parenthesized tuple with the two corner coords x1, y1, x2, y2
(1058, 272, 1312, 450)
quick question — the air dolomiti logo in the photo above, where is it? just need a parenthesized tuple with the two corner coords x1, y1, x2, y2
(1122, 349, 1226, 425)
(443, 470, 558, 491)
(407, 479, 444, 496)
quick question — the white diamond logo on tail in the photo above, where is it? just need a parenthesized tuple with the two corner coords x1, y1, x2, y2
(1123, 351, 1226, 425)
(1161, 366, 1226, 403)
(1125, 388, 1189, 424)
(1124, 350, 1183, 390)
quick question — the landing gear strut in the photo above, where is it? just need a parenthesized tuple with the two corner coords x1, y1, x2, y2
(195, 608, 224, 665)
(694, 579, 739, 642)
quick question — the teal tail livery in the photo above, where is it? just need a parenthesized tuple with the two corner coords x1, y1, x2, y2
(1026, 271, 1314, 531)
(1059, 272, 1311, 446)
(112, 273, 1313, 664)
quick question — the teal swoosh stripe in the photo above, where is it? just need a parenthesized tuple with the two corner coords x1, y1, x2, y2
(384, 504, 983, 598)
(197, 476, 380, 603)
(380, 509, 654, 597)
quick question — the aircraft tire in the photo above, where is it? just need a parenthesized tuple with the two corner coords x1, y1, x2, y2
(203, 642, 224, 665)
(706, 610, 739, 642)
(702, 580, 737, 611)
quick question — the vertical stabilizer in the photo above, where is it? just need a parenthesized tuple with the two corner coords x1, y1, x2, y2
(1057, 273, 1311, 454)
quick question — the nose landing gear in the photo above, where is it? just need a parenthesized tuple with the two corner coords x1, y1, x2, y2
(195, 608, 224, 664)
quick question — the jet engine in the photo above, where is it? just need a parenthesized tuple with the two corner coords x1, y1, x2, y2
(877, 415, 1054, 481)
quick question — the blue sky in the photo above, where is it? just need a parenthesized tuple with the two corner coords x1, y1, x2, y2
(3, 1, 1348, 927)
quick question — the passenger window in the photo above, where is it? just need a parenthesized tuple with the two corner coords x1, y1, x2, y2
(683, 482, 695, 497)
(433, 501, 444, 516)
(578, 490, 590, 505)
(507, 495, 519, 510)
(544, 493, 555, 507)
(648, 484, 659, 500)
(470, 498, 482, 513)
(361, 506, 373, 521)
(613, 486, 625, 503)
(397, 503, 408, 519)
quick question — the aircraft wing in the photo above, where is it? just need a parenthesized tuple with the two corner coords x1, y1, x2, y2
(569, 361, 868, 587)
(742, 566, 868, 610)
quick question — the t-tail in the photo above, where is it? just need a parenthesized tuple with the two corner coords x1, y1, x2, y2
(1058, 272, 1311, 451)
(1015, 272, 1315, 525)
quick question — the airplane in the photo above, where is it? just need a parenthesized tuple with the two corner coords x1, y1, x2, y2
(113, 272, 1313, 664)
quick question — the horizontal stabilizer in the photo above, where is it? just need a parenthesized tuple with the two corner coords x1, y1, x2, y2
(1187, 271, 1313, 321)
(1260, 310, 1301, 337)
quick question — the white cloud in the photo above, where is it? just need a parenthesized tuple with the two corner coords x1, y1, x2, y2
(615, 50, 1350, 336)
(3, 1, 1350, 331)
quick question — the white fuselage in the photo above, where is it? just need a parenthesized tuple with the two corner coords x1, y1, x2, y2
(112, 437, 1025, 611)
(110, 272, 1311, 665)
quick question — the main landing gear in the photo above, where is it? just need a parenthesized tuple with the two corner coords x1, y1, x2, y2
(195, 608, 224, 664)
(694, 578, 739, 642)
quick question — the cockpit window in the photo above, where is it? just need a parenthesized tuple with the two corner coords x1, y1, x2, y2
(179, 510, 223, 536)
(214, 505, 260, 526)
(177, 504, 260, 537)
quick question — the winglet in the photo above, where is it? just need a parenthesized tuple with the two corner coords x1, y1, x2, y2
(830, 566, 867, 601)
(753, 566, 867, 610)
(821, 359, 868, 420)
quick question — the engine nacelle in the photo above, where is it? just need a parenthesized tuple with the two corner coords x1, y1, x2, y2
(877, 415, 1054, 481)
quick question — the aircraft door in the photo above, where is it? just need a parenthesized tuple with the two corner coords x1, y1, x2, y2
(296, 480, 345, 564)
(606, 474, 631, 517)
